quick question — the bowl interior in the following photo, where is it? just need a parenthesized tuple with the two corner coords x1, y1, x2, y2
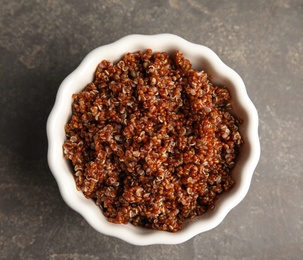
(47, 34, 260, 245)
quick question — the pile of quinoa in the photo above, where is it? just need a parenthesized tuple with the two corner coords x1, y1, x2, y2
(63, 49, 242, 232)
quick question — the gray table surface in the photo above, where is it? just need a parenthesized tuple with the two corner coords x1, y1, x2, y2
(1, 0, 302, 259)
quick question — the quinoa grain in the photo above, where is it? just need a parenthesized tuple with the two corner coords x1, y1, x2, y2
(63, 50, 242, 232)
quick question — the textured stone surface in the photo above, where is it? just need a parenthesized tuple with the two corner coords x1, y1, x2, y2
(0, 0, 302, 259)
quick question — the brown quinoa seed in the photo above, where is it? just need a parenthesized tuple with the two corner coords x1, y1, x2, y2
(63, 50, 243, 232)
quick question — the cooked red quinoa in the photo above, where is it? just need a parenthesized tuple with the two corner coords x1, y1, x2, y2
(63, 49, 243, 232)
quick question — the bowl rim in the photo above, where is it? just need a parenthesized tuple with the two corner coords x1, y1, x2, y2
(47, 33, 260, 245)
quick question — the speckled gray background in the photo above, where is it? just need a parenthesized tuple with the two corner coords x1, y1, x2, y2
(0, 0, 302, 259)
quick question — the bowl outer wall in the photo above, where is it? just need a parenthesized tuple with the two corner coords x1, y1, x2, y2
(47, 34, 260, 245)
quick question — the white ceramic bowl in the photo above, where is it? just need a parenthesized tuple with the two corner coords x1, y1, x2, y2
(47, 34, 260, 245)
